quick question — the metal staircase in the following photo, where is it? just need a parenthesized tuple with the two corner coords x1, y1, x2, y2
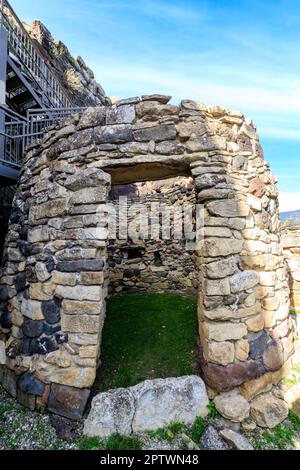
(0, 0, 81, 186)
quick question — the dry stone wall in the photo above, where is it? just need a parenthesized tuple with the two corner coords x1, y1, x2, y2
(108, 178, 199, 298)
(281, 219, 300, 314)
(0, 94, 293, 419)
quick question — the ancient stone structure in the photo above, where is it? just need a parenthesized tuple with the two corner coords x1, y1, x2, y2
(108, 177, 198, 297)
(0, 95, 295, 420)
(281, 219, 300, 315)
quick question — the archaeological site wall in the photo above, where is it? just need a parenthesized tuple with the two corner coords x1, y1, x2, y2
(108, 177, 198, 298)
(0, 95, 294, 419)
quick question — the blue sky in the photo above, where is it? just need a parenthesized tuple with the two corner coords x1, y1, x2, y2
(9, 0, 300, 211)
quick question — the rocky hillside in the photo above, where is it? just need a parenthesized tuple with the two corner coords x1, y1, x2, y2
(281, 210, 300, 222)
(23, 20, 110, 107)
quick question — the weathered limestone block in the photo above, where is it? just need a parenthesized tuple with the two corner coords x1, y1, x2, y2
(205, 278, 230, 296)
(84, 388, 135, 437)
(214, 390, 250, 422)
(106, 105, 136, 125)
(62, 300, 101, 315)
(201, 321, 247, 342)
(56, 285, 102, 301)
(70, 187, 108, 204)
(35, 262, 51, 282)
(219, 428, 254, 450)
(206, 256, 239, 279)
(61, 314, 102, 334)
(203, 238, 244, 258)
(250, 393, 288, 428)
(21, 299, 44, 321)
(52, 272, 77, 286)
(207, 200, 250, 218)
(133, 124, 176, 142)
(33, 198, 68, 220)
(204, 341, 235, 365)
(230, 271, 259, 294)
(241, 372, 273, 400)
(235, 339, 249, 361)
(84, 376, 209, 437)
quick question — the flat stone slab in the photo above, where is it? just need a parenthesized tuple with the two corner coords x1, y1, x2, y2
(84, 375, 209, 437)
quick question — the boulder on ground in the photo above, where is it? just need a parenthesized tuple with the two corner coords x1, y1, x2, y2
(84, 375, 209, 437)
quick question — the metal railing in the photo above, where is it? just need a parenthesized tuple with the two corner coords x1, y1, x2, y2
(26, 107, 86, 146)
(0, 105, 87, 170)
(0, 0, 73, 109)
(0, 104, 27, 169)
(0, 184, 15, 207)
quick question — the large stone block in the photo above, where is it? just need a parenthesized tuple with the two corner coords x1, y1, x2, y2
(202, 321, 247, 342)
(57, 259, 104, 272)
(203, 239, 243, 258)
(214, 390, 250, 422)
(133, 124, 176, 142)
(56, 285, 102, 301)
(84, 376, 208, 437)
(62, 300, 101, 315)
(250, 393, 288, 428)
(34, 198, 68, 220)
(18, 373, 46, 396)
(198, 343, 264, 392)
(230, 271, 259, 294)
(84, 388, 135, 437)
(61, 314, 101, 334)
(48, 383, 90, 420)
(207, 200, 250, 218)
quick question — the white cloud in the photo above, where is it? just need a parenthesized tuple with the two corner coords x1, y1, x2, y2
(279, 192, 300, 212)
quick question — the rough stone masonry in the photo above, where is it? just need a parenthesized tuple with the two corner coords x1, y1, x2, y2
(0, 94, 296, 420)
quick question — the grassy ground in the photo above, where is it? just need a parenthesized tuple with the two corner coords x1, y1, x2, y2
(93, 293, 199, 393)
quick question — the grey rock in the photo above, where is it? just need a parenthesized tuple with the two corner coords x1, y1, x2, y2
(131, 376, 209, 432)
(84, 388, 135, 437)
(219, 428, 254, 450)
(250, 393, 288, 428)
(141, 94, 171, 104)
(106, 105, 136, 125)
(199, 426, 230, 450)
(133, 124, 176, 142)
(84, 375, 209, 437)
(65, 167, 111, 191)
(15, 272, 27, 292)
(18, 372, 45, 396)
(22, 319, 44, 338)
(48, 383, 90, 420)
(57, 259, 104, 272)
(248, 330, 269, 360)
(94, 124, 133, 144)
(42, 298, 61, 324)
(50, 414, 80, 441)
(230, 271, 259, 294)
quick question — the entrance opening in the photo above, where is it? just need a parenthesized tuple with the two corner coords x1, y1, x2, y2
(93, 176, 200, 395)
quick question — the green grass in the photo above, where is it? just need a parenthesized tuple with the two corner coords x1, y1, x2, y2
(207, 401, 220, 419)
(262, 424, 296, 450)
(189, 416, 206, 442)
(77, 434, 142, 450)
(0, 403, 14, 422)
(288, 409, 300, 432)
(94, 293, 199, 392)
(146, 421, 187, 441)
